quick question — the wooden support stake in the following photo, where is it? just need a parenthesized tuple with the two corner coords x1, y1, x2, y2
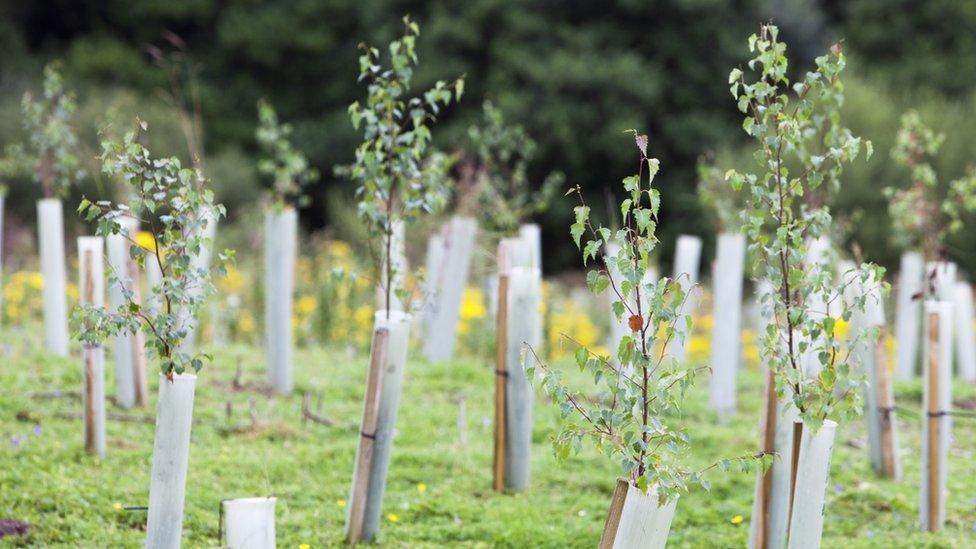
(127, 257, 150, 407)
(875, 327, 896, 477)
(493, 273, 510, 492)
(787, 420, 803, 531)
(598, 478, 628, 549)
(926, 312, 941, 531)
(348, 328, 389, 545)
(754, 366, 777, 549)
(82, 248, 98, 454)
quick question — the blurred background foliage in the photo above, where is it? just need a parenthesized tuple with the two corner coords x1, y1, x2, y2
(1, 0, 975, 274)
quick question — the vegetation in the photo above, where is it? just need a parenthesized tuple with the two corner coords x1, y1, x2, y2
(0, 63, 85, 199)
(726, 24, 879, 426)
(885, 110, 976, 262)
(256, 99, 319, 210)
(346, 16, 462, 315)
(75, 125, 231, 377)
(3, 328, 976, 546)
(463, 101, 562, 237)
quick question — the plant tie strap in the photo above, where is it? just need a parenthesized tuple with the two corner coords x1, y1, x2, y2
(495, 369, 509, 377)
(360, 431, 377, 440)
(926, 411, 949, 417)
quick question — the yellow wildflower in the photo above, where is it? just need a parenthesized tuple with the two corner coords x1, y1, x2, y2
(387, 512, 399, 523)
(299, 544, 311, 549)
(296, 295, 317, 316)
(28, 273, 44, 290)
(731, 514, 743, 525)
(417, 483, 427, 494)
(113, 502, 123, 511)
(336, 499, 346, 508)
(135, 231, 157, 252)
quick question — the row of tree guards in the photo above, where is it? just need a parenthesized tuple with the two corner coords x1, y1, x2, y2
(21, 184, 976, 546)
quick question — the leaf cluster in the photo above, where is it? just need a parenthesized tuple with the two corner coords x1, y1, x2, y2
(0, 62, 86, 199)
(75, 123, 233, 377)
(727, 24, 882, 427)
(256, 99, 319, 210)
(346, 16, 463, 313)
(466, 100, 564, 235)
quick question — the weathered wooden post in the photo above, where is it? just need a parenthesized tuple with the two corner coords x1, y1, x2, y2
(422, 216, 477, 362)
(346, 310, 411, 544)
(668, 234, 701, 363)
(953, 281, 976, 382)
(709, 231, 745, 416)
(493, 242, 510, 492)
(38, 198, 69, 356)
(920, 300, 952, 532)
(79, 237, 106, 458)
(106, 225, 136, 408)
(264, 206, 297, 394)
(128, 250, 150, 407)
(859, 271, 900, 478)
(222, 497, 277, 549)
(894, 251, 924, 379)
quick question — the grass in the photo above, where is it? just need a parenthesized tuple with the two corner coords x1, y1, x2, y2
(1, 323, 976, 548)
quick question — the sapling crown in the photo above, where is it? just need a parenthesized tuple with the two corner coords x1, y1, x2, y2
(529, 132, 765, 501)
(76, 123, 232, 378)
(346, 16, 463, 317)
(256, 99, 319, 210)
(0, 62, 86, 199)
(886, 110, 976, 265)
(465, 100, 564, 237)
(726, 24, 883, 427)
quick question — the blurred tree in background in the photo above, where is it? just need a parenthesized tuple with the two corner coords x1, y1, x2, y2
(1, 0, 975, 273)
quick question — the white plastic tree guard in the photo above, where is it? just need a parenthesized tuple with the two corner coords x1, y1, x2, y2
(518, 223, 542, 272)
(37, 198, 69, 356)
(786, 420, 838, 548)
(927, 261, 957, 301)
(146, 373, 197, 548)
(79, 237, 106, 458)
(749, 400, 800, 549)
(920, 300, 952, 532)
(222, 497, 276, 549)
(953, 281, 976, 382)
(599, 479, 677, 549)
(264, 207, 297, 394)
(422, 217, 477, 362)
(857, 270, 900, 478)
(106, 228, 136, 408)
(668, 234, 701, 363)
(346, 310, 411, 544)
(709, 232, 745, 416)
(180, 207, 218, 353)
(894, 251, 924, 379)
(376, 219, 407, 312)
(501, 266, 539, 491)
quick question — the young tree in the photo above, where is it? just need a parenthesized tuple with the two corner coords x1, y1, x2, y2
(0, 62, 86, 198)
(464, 100, 563, 236)
(256, 99, 319, 209)
(531, 133, 762, 502)
(77, 124, 231, 379)
(347, 16, 464, 315)
(886, 110, 976, 266)
(726, 24, 881, 426)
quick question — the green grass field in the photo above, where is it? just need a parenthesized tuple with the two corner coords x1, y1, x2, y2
(1, 325, 976, 547)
